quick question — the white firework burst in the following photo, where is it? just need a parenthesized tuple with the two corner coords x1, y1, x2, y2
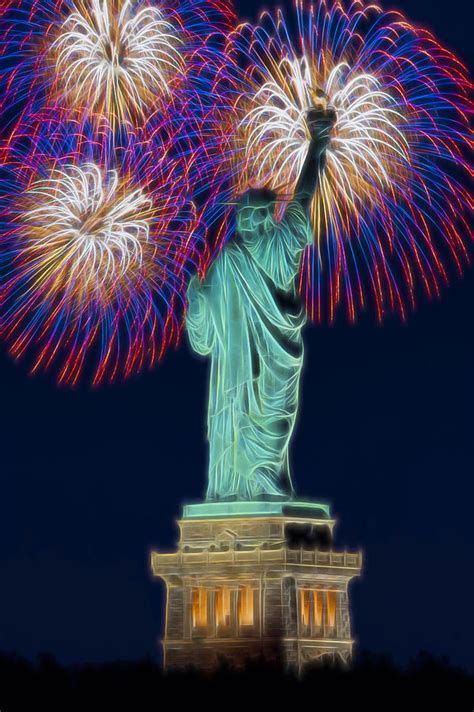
(239, 56, 409, 204)
(52, 0, 185, 124)
(22, 162, 153, 300)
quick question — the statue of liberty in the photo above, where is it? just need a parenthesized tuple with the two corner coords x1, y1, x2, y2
(186, 106, 336, 501)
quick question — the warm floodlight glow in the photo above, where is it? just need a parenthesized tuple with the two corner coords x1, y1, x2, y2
(215, 587, 232, 628)
(192, 588, 208, 628)
(300, 588, 311, 627)
(152, 517, 362, 670)
(238, 586, 255, 627)
(315, 589, 323, 627)
(327, 590, 337, 628)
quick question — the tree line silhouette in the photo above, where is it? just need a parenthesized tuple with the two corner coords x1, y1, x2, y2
(0, 649, 473, 710)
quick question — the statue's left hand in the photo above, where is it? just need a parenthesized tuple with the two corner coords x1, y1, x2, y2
(187, 274, 201, 302)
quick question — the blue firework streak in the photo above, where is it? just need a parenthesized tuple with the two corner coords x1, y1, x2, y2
(220, 0, 473, 322)
(0, 110, 205, 385)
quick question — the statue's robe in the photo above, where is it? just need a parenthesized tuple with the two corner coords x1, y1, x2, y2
(186, 192, 313, 501)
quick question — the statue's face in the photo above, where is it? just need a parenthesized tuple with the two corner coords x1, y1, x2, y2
(237, 203, 273, 239)
(237, 189, 276, 240)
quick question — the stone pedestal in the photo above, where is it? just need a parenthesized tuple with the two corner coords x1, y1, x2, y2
(151, 501, 362, 673)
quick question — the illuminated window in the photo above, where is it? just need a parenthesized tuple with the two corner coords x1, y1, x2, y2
(326, 590, 337, 629)
(215, 587, 231, 628)
(238, 586, 254, 626)
(299, 589, 311, 627)
(314, 589, 323, 627)
(192, 588, 208, 628)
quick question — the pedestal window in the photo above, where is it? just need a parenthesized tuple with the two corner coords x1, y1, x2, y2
(238, 585, 257, 635)
(192, 588, 208, 634)
(299, 588, 338, 637)
(314, 589, 323, 629)
(326, 590, 337, 632)
(299, 589, 311, 633)
(215, 587, 232, 635)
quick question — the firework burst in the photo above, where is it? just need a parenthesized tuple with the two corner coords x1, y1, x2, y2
(51, 0, 185, 129)
(0, 0, 236, 142)
(20, 162, 154, 304)
(0, 114, 203, 385)
(227, 0, 473, 321)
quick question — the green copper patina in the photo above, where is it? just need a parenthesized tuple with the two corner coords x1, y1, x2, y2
(186, 106, 335, 503)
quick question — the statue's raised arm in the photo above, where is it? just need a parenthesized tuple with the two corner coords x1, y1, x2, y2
(235, 105, 336, 290)
(293, 105, 337, 211)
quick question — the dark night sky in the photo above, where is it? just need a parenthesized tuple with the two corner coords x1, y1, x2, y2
(0, 0, 473, 671)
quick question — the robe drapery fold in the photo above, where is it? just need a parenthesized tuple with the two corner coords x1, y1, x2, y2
(186, 192, 313, 501)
